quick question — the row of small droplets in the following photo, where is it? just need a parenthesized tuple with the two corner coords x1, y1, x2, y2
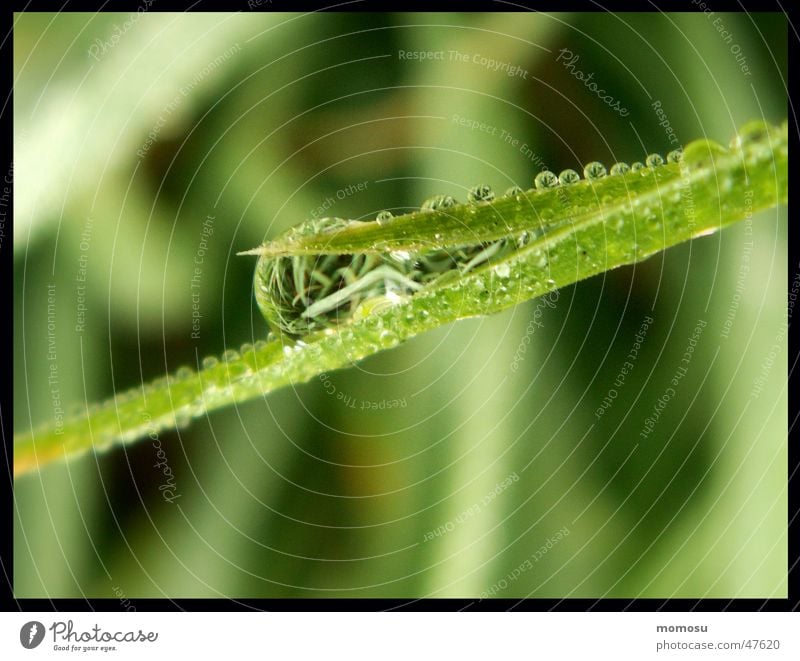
(373, 148, 684, 223)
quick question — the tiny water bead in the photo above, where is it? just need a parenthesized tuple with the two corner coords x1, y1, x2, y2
(534, 170, 559, 189)
(242, 124, 785, 338)
(467, 184, 495, 203)
(731, 120, 772, 149)
(421, 195, 457, 211)
(645, 153, 664, 168)
(681, 139, 728, 165)
(222, 349, 240, 363)
(202, 356, 219, 370)
(666, 149, 683, 163)
(174, 366, 195, 381)
(376, 210, 394, 225)
(494, 262, 511, 278)
(251, 216, 524, 336)
(558, 169, 581, 185)
(583, 161, 607, 179)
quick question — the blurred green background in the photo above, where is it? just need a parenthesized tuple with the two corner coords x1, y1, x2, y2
(14, 12, 787, 598)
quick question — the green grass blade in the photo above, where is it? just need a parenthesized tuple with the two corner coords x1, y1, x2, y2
(253, 121, 786, 256)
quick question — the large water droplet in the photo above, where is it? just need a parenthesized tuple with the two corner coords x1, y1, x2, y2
(630, 162, 644, 172)
(610, 162, 630, 175)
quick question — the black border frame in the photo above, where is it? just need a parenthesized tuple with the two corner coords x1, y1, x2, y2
(2, 0, 797, 613)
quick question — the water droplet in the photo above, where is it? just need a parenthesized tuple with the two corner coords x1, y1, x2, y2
(630, 162, 644, 172)
(202, 356, 219, 370)
(666, 148, 683, 163)
(682, 139, 727, 166)
(558, 169, 581, 185)
(731, 120, 772, 148)
(467, 184, 495, 203)
(610, 162, 630, 176)
(534, 170, 559, 189)
(376, 210, 394, 225)
(495, 263, 511, 278)
(175, 366, 194, 381)
(240, 342, 254, 354)
(175, 411, 192, 430)
(378, 330, 396, 348)
(645, 153, 664, 168)
(421, 195, 457, 211)
(583, 161, 607, 179)
(253, 340, 268, 352)
(504, 186, 523, 197)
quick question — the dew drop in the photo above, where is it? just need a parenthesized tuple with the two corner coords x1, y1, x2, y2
(175, 366, 194, 381)
(376, 210, 394, 225)
(645, 153, 664, 168)
(609, 162, 630, 176)
(253, 340, 268, 352)
(583, 161, 607, 179)
(175, 411, 192, 430)
(240, 342, 254, 354)
(682, 139, 727, 166)
(202, 356, 219, 370)
(558, 169, 581, 185)
(378, 330, 396, 347)
(421, 195, 457, 211)
(731, 120, 772, 148)
(504, 185, 524, 197)
(495, 263, 511, 278)
(666, 148, 683, 163)
(222, 349, 240, 363)
(630, 162, 644, 172)
(534, 170, 559, 189)
(467, 184, 495, 203)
